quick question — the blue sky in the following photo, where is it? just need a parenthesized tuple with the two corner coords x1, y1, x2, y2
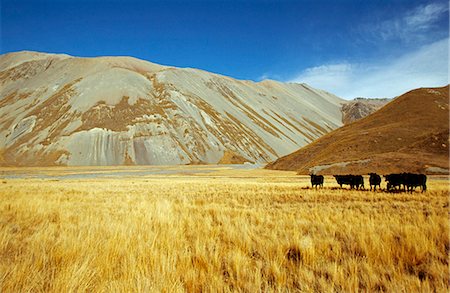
(1, 0, 448, 99)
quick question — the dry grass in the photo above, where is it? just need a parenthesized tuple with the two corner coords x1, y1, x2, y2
(0, 169, 448, 292)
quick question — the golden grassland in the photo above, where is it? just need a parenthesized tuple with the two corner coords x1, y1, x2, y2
(0, 167, 448, 292)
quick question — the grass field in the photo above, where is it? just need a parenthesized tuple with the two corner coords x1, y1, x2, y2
(0, 166, 448, 292)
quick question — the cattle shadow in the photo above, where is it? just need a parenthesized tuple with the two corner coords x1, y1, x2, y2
(299, 186, 425, 194)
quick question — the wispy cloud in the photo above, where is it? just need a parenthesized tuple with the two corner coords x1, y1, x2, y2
(290, 2, 449, 99)
(291, 38, 448, 99)
(404, 3, 448, 30)
(369, 2, 448, 43)
(258, 72, 282, 82)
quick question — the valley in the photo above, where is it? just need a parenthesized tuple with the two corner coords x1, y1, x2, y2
(0, 167, 448, 292)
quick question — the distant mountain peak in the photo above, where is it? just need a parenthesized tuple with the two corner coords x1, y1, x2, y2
(341, 97, 390, 124)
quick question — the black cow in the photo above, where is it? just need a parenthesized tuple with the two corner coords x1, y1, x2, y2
(334, 175, 352, 188)
(310, 174, 324, 188)
(384, 173, 405, 192)
(403, 173, 427, 193)
(334, 175, 364, 190)
(369, 173, 381, 191)
(352, 175, 365, 190)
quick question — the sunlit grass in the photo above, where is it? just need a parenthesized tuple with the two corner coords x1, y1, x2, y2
(0, 170, 448, 292)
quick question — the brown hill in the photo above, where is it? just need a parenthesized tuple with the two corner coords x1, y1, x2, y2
(266, 86, 449, 174)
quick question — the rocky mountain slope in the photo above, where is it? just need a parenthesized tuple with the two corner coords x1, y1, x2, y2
(0, 51, 347, 166)
(266, 86, 449, 174)
(341, 98, 390, 124)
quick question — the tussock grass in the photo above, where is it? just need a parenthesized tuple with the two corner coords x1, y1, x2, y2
(0, 173, 448, 292)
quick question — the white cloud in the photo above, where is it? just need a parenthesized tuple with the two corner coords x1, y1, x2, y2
(405, 3, 448, 30)
(290, 38, 448, 99)
(291, 63, 355, 96)
(371, 2, 448, 43)
(258, 72, 282, 81)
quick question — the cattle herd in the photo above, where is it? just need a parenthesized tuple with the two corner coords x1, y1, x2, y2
(309, 173, 427, 192)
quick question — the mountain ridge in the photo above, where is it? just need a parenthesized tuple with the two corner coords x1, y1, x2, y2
(1, 51, 345, 166)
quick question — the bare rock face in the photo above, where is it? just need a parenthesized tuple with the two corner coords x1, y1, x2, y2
(0, 51, 345, 166)
(341, 98, 390, 124)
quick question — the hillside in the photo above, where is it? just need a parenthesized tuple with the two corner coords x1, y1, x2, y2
(266, 86, 449, 174)
(0, 51, 346, 166)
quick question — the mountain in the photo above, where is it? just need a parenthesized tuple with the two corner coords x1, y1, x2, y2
(266, 86, 449, 174)
(341, 98, 390, 124)
(0, 51, 346, 166)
